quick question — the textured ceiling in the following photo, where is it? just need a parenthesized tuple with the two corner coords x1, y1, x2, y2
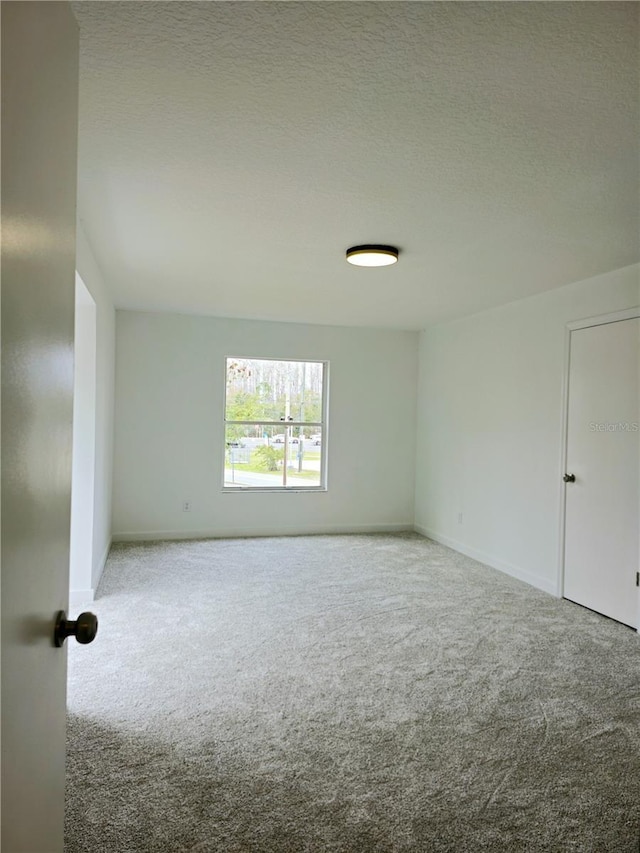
(73, 1, 639, 330)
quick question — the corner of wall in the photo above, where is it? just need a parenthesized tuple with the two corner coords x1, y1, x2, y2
(91, 536, 112, 594)
(75, 216, 116, 598)
(413, 524, 557, 597)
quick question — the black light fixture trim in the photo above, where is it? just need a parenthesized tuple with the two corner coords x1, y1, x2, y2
(346, 244, 399, 266)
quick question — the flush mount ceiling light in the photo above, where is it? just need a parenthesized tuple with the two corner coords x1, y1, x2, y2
(346, 244, 399, 267)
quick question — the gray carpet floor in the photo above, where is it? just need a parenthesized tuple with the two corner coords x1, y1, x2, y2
(66, 533, 640, 852)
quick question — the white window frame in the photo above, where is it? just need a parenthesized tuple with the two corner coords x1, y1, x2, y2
(222, 356, 329, 492)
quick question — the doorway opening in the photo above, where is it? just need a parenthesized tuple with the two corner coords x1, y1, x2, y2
(69, 273, 97, 607)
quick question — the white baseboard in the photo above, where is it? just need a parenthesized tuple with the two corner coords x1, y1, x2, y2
(414, 524, 557, 597)
(69, 538, 112, 607)
(69, 588, 95, 608)
(112, 522, 413, 543)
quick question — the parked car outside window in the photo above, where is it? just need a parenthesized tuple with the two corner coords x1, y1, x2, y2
(272, 434, 307, 444)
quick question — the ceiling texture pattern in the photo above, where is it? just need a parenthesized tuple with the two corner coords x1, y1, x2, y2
(73, 2, 639, 330)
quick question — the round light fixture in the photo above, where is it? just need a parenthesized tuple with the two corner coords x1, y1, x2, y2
(346, 244, 399, 267)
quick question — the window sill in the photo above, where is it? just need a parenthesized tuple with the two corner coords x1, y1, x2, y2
(222, 487, 327, 494)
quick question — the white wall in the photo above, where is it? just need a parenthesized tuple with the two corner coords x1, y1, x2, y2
(75, 223, 116, 594)
(112, 311, 418, 539)
(69, 275, 97, 603)
(415, 263, 640, 595)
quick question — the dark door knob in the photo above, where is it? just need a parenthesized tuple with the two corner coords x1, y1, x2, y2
(54, 610, 98, 647)
(563, 473, 576, 483)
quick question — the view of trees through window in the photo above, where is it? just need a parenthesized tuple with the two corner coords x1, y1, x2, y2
(224, 357, 326, 489)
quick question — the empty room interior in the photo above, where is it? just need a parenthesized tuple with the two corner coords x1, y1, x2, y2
(2, 2, 640, 852)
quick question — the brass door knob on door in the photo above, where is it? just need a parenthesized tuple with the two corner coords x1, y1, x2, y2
(563, 473, 576, 483)
(54, 610, 98, 647)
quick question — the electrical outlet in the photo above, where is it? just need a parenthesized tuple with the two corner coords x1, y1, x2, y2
(183, 501, 191, 512)
(457, 512, 463, 524)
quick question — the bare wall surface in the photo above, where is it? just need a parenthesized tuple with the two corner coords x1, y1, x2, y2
(69, 275, 97, 601)
(76, 223, 115, 592)
(113, 312, 418, 539)
(415, 263, 640, 595)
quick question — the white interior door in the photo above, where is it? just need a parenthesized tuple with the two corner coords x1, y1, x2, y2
(1, 3, 79, 851)
(563, 316, 640, 628)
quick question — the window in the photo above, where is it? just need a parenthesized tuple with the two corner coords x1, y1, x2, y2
(223, 357, 327, 490)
